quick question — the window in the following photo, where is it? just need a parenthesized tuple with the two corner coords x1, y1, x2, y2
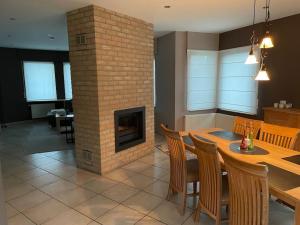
(23, 61, 57, 101)
(187, 50, 218, 111)
(218, 46, 259, 115)
(63, 62, 72, 100)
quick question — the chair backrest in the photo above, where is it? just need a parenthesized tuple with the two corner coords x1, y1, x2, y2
(218, 148, 269, 225)
(233, 116, 263, 138)
(259, 123, 300, 149)
(160, 124, 186, 192)
(189, 133, 222, 219)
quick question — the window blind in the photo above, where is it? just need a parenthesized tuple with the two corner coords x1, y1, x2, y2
(63, 62, 72, 100)
(218, 46, 259, 114)
(23, 61, 57, 101)
(187, 50, 218, 111)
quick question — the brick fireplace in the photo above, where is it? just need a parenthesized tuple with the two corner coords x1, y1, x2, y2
(67, 5, 154, 174)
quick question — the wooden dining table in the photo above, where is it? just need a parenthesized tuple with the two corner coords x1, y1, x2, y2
(183, 128, 300, 225)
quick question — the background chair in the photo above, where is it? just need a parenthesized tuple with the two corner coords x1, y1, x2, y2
(233, 116, 263, 138)
(218, 148, 269, 225)
(160, 124, 198, 215)
(259, 123, 300, 149)
(189, 133, 228, 225)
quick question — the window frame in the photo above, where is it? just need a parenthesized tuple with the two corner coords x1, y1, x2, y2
(186, 46, 260, 115)
(23, 61, 58, 102)
(63, 62, 73, 100)
(217, 46, 259, 115)
(186, 49, 219, 112)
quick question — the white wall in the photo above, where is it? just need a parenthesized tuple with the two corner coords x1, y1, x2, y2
(184, 113, 235, 131)
(174, 32, 220, 131)
(31, 103, 55, 119)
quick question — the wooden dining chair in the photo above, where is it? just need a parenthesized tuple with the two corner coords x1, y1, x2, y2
(189, 133, 228, 225)
(259, 123, 300, 149)
(233, 116, 263, 138)
(160, 124, 198, 215)
(218, 148, 269, 225)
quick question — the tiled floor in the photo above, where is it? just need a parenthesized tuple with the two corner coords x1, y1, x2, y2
(0, 122, 296, 225)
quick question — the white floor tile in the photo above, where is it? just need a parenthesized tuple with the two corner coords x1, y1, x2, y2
(102, 183, 139, 203)
(96, 204, 144, 225)
(5, 203, 19, 218)
(122, 174, 156, 189)
(8, 214, 35, 225)
(135, 216, 166, 225)
(148, 200, 191, 225)
(104, 168, 138, 182)
(9, 190, 51, 212)
(23, 198, 70, 225)
(40, 180, 77, 196)
(54, 187, 96, 207)
(76, 195, 118, 220)
(27, 173, 60, 188)
(143, 180, 169, 198)
(43, 209, 92, 225)
(123, 191, 162, 214)
(4, 183, 36, 201)
(82, 177, 118, 194)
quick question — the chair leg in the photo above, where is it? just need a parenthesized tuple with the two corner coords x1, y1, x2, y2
(181, 188, 187, 215)
(193, 181, 197, 194)
(166, 183, 172, 201)
(193, 203, 201, 222)
(226, 204, 229, 214)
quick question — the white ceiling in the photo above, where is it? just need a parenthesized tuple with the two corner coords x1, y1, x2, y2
(1, 0, 300, 51)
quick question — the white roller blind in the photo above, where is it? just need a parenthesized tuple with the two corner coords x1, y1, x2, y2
(187, 50, 218, 111)
(63, 62, 72, 100)
(218, 46, 259, 115)
(23, 61, 57, 101)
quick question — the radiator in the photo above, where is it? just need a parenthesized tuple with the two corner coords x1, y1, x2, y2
(31, 103, 55, 119)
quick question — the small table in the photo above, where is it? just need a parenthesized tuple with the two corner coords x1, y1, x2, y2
(64, 114, 74, 143)
(55, 114, 74, 143)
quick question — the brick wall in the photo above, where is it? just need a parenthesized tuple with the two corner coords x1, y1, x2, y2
(67, 5, 154, 174)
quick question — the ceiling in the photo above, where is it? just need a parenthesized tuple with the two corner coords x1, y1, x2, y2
(1, 0, 300, 51)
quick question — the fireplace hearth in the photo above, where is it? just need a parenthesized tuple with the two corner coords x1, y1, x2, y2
(114, 107, 145, 152)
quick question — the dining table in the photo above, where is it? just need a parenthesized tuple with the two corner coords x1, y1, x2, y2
(182, 128, 300, 225)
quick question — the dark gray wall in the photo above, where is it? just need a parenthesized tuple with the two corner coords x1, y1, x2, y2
(219, 13, 300, 118)
(0, 47, 69, 123)
(155, 33, 176, 133)
(174, 32, 187, 130)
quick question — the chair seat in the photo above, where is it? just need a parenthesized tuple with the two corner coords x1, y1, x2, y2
(186, 158, 199, 182)
(221, 175, 229, 204)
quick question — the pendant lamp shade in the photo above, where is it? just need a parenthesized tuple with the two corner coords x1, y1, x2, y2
(255, 64, 270, 81)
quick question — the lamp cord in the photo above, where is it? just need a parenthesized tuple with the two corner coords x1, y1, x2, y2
(252, 0, 256, 27)
(264, 0, 271, 29)
(250, 0, 257, 46)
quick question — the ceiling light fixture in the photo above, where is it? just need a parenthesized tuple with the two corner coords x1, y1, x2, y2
(260, 0, 274, 49)
(255, 63, 270, 81)
(255, 46, 270, 81)
(255, 0, 274, 81)
(245, 0, 258, 64)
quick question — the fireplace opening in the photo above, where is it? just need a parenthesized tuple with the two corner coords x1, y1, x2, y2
(114, 107, 145, 152)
